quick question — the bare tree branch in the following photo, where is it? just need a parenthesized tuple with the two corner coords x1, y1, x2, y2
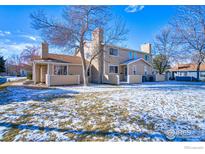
(170, 6, 205, 80)
(31, 6, 128, 85)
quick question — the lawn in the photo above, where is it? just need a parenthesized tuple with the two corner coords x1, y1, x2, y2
(0, 81, 205, 141)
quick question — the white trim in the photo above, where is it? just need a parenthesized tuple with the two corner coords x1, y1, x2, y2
(33, 60, 82, 66)
(47, 63, 50, 75)
(46, 74, 51, 87)
(103, 46, 106, 75)
(121, 58, 152, 66)
(127, 64, 129, 82)
(116, 75, 120, 85)
(127, 75, 130, 84)
(108, 64, 119, 74)
(78, 75, 80, 84)
(33, 62, 36, 84)
(103, 47, 106, 83)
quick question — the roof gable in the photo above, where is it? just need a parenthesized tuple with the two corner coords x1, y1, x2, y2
(120, 58, 152, 66)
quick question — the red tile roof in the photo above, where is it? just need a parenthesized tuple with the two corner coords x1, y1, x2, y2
(169, 63, 205, 71)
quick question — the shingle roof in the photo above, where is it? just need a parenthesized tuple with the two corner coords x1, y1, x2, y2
(32, 53, 83, 64)
(169, 63, 205, 71)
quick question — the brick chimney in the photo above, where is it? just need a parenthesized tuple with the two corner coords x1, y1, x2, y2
(41, 42, 48, 59)
(92, 28, 103, 44)
(91, 28, 104, 83)
(140, 43, 152, 54)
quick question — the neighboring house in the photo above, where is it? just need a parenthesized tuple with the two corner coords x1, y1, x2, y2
(32, 28, 153, 86)
(19, 64, 32, 76)
(168, 63, 205, 81)
(6, 63, 32, 77)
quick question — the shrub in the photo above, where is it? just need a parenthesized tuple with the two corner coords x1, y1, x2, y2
(27, 72, 32, 80)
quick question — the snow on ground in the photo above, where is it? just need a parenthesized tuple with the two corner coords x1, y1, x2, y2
(6, 76, 27, 82)
(0, 76, 27, 84)
(0, 81, 205, 141)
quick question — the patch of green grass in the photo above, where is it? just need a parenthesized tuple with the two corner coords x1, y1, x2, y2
(3, 128, 20, 141)
(0, 82, 12, 90)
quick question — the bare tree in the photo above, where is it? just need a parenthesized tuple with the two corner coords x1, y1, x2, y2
(0, 56, 6, 73)
(171, 6, 205, 80)
(30, 6, 128, 86)
(153, 27, 180, 74)
(20, 45, 40, 64)
(6, 54, 22, 76)
(153, 54, 170, 75)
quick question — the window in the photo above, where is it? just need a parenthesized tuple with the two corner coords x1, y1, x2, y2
(129, 51, 132, 59)
(134, 52, 137, 59)
(85, 52, 91, 59)
(145, 55, 148, 61)
(109, 65, 118, 73)
(132, 66, 137, 75)
(183, 72, 188, 76)
(54, 65, 67, 75)
(109, 48, 118, 56)
(200, 72, 205, 77)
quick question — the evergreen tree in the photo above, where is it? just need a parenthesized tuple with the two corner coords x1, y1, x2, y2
(0, 56, 6, 73)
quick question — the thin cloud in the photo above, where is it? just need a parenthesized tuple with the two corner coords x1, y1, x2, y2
(21, 35, 38, 41)
(4, 31, 11, 35)
(0, 30, 11, 37)
(125, 5, 144, 13)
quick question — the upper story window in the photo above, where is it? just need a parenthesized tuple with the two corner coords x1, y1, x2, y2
(145, 55, 149, 61)
(134, 52, 137, 59)
(128, 51, 132, 59)
(109, 65, 118, 74)
(54, 65, 67, 75)
(109, 48, 118, 56)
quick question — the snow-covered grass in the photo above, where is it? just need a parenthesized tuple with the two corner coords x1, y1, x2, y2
(0, 81, 205, 141)
(0, 76, 26, 85)
(5, 76, 27, 82)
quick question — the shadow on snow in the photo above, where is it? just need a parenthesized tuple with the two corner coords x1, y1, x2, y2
(0, 85, 79, 105)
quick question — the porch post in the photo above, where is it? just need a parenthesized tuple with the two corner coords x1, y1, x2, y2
(47, 63, 51, 86)
(47, 63, 50, 75)
(127, 64, 129, 83)
(33, 62, 36, 84)
(67, 64, 69, 75)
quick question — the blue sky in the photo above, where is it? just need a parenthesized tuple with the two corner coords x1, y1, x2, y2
(0, 5, 178, 58)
